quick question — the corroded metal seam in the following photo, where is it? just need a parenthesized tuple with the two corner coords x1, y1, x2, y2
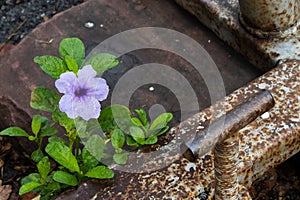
(57, 60, 299, 199)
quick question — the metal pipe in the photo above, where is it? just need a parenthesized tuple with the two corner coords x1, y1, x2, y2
(239, 0, 300, 38)
(182, 90, 275, 162)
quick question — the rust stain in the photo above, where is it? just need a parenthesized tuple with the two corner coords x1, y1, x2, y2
(60, 59, 300, 199)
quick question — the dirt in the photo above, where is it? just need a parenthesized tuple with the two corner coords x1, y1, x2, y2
(0, 0, 84, 45)
(0, 136, 35, 200)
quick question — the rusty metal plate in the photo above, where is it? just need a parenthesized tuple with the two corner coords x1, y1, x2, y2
(174, 0, 300, 71)
(57, 60, 299, 199)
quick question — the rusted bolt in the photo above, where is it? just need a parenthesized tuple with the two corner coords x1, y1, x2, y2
(214, 132, 239, 200)
(182, 90, 274, 199)
(239, 0, 300, 38)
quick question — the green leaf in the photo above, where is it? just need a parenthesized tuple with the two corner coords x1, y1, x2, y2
(84, 165, 114, 179)
(28, 136, 36, 141)
(75, 120, 88, 138)
(149, 113, 173, 135)
(52, 110, 74, 132)
(135, 109, 148, 127)
(34, 55, 67, 79)
(111, 129, 125, 149)
(145, 136, 158, 145)
(113, 152, 129, 165)
(65, 55, 79, 73)
(31, 149, 44, 163)
(37, 157, 51, 180)
(59, 38, 85, 67)
(152, 126, 169, 137)
(0, 127, 30, 137)
(126, 136, 139, 147)
(76, 119, 101, 139)
(31, 115, 47, 135)
(81, 147, 99, 173)
(40, 127, 58, 137)
(19, 181, 42, 195)
(85, 53, 119, 74)
(45, 141, 80, 173)
(48, 136, 68, 145)
(129, 126, 145, 145)
(131, 117, 143, 127)
(84, 135, 105, 161)
(30, 87, 60, 112)
(53, 171, 78, 186)
(99, 104, 133, 133)
(38, 182, 61, 198)
(20, 173, 41, 185)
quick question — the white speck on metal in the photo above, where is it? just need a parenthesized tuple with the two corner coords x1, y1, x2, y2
(185, 163, 197, 172)
(261, 112, 270, 119)
(84, 22, 94, 28)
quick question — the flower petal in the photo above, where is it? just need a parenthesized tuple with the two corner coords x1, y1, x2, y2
(72, 96, 101, 120)
(55, 72, 77, 94)
(59, 94, 77, 119)
(86, 78, 109, 101)
(78, 65, 97, 82)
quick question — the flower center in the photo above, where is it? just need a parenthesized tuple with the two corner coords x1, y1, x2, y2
(74, 88, 87, 97)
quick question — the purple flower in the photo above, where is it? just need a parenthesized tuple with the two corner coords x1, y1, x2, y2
(55, 65, 109, 120)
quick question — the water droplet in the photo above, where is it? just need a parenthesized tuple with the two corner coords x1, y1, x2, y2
(149, 86, 154, 91)
(84, 22, 94, 28)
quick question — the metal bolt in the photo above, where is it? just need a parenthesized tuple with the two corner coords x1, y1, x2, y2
(214, 132, 239, 200)
(181, 90, 274, 198)
(182, 90, 275, 161)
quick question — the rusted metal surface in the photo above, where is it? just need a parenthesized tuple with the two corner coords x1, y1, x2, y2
(57, 60, 299, 199)
(214, 132, 239, 200)
(239, 0, 300, 38)
(174, 0, 300, 70)
(183, 90, 275, 199)
(182, 90, 274, 161)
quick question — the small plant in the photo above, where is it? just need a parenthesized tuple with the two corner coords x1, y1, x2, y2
(0, 38, 173, 199)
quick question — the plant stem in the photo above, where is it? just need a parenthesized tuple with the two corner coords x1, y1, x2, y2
(38, 136, 43, 149)
(75, 136, 80, 158)
(141, 126, 148, 137)
(69, 140, 74, 151)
